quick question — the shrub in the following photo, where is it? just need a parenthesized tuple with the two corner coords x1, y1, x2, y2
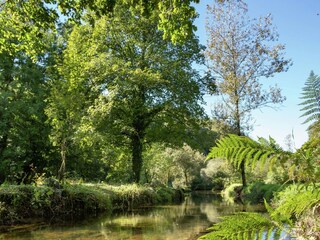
(244, 182, 285, 204)
(0, 183, 112, 223)
(60, 184, 112, 215)
(221, 183, 242, 204)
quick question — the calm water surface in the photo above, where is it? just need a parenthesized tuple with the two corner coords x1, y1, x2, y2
(0, 192, 265, 240)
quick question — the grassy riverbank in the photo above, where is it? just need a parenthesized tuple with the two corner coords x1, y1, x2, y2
(0, 181, 183, 225)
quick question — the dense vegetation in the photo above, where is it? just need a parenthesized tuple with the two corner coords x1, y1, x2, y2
(0, 0, 214, 185)
(200, 72, 320, 239)
(0, 182, 183, 224)
(0, 0, 319, 239)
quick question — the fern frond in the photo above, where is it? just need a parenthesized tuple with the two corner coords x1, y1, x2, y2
(199, 212, 279, 240)
(271, 185, 320, 221)
(299, 71, 320, 125)
(207, 134, 287, 171)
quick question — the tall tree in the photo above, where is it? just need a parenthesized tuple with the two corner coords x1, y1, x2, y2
(0, 51, 51, 183)
(45, 23, 101, 182)
(205, 0, 291, 188)
(0, 0, 200, 58)
(54, 3, 205, 183)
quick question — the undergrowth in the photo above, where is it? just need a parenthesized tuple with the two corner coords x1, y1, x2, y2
(0, 181, 182, 224)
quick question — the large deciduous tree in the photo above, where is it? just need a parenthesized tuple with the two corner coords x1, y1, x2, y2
(205, 0, 291, 188)
(0, 0, 199, 58)
(49, 3, 205, 183)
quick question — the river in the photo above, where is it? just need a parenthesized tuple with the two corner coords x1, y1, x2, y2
(0, 192, 265, 240)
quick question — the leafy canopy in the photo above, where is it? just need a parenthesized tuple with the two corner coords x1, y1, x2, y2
(46, 2, 205, 182)
(0, 0, 200, 59)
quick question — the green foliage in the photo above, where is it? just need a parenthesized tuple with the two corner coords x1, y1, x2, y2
(0, 0, 200, 59)
(221, 183, 242, 204)
(0, 0, 58, 58)
(270, 184, 320, 224)
(51, 2, 205, 183)
(286, 138, 320, 182)
(199, 212, 278, 240)
(0, 50, 52, 184)
(96, 183, 156, 210)
(300, 71, 320, 125)
(76, 183, 182, 211)
(207, 134, 289, 172)
(200, 158, 238, 190)
(300, 71, 320, 139)
(0, 182, 183, 224)
(62, 184, 112, 214)
(0, 0, 207, 184)
(203, 128, 320, 239)
(245, 182, 284, 204)
(143, 143, 205, 188)
(154, 187, 183, 204)
(0, 183, 112, 223)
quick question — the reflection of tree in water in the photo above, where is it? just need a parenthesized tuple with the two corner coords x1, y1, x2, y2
(190, 191, 222, 204)
(131, 227, 143, 240)
(1, 193, 265, 240)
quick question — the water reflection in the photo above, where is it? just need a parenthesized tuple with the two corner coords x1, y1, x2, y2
(0, 192, 265, 240)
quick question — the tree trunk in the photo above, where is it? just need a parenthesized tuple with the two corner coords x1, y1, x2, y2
(184, 170, 189, 187)
(58, 138, 66, 183)
(131, 134, 143, 183)
(167, 173, 173, 188)
(0, 134, 8, 183)
(235, 97, 247, 189)
(0, 134, 8, 158)
(240, 160, 246, 188)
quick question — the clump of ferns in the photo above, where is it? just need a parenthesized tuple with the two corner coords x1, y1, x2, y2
(200, 134, 320, 240)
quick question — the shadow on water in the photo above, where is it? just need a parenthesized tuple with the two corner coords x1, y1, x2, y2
(0, 191, 266, 240)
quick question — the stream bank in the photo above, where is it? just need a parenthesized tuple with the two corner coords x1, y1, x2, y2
(0, 191, 265, 240)
(0, 182, 183, 225)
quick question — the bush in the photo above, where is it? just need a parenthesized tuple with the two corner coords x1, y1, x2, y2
(221, 183, 242, 204)
(244, 182, 284, 204)
(155, 187, 183, 203)
(60, 184, 112, 215)
(85, 183, 183, 211)
(0, 182, 183, 224)
(190, 176, 215, 191)
(0, 183, 112, 224)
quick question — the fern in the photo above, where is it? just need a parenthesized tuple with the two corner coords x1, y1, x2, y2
(207, 134, 289, 172)
(270, 185, 320, 223)
(200, 186, 320, 240)
(199, 212, 281, 240)
(300, 71, 320, 125)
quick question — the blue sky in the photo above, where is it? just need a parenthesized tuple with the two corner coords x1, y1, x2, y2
(193, 0, 320, 149)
